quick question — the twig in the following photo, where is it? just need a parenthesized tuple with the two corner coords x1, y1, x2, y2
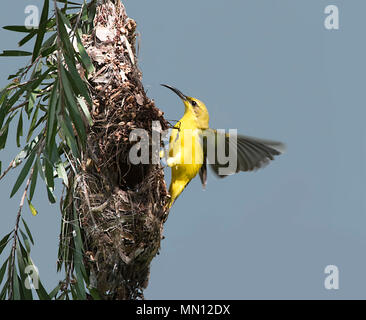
(7, 168, 34, 300)
(8, 101, 28, 113)
(0, 160, 18, 182)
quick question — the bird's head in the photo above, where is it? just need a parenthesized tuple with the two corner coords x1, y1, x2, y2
(161, 84, 209, 129)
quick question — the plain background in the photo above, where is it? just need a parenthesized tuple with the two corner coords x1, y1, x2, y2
(1, 0, 366, 299)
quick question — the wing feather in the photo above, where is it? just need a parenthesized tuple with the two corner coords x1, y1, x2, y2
(200, 129, 285, 178)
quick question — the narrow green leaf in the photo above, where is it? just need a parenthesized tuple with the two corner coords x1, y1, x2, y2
(81, 2, 88, 21)
(16, 242, 27, 273)
(16, 111, 23, 147)
(10, 149, 36, 198)
(29, 160, 38, 201)
(43, 156, 54, 190)
(41, 44, 57, 57)
(60, 66, 86, 145)
(0, 89, 11, 128)
(77, 97, 93, 126)
(5, 68, 52, 118)
(56, 162, 68, 187)
(59, 114, 79, 158)
(0, 112, 17, 137)
(0, 232, 12, 256)
(49, 283, 61, 299)
(0, 50, 32, 57)
(18, 30, 37, 47)
(0, 279, 8, 299)
(3, 25, 33, 32)
(34, 156, 56, 204)
(21, 218, 34, 245)
(32, 0, 49, 62)
(36, 280, 51, 300)
(18, 17, 56, 47)
(0, 112, 17, 150)
(26, 103, 40, 142)
(46, 83, 59, 149)
(46, 186, 56, 203)
(19, 232, 31, 258)
(76, 30, 94, 74)
(36, 156, 45, 181)
(41, 32, 57, 49)
(12, 272, 21, 300)
(0, 259, 8, 285)
(56, 9, 74, 57)
(63, 53, 92, 105)
(26, 91, 37, 118)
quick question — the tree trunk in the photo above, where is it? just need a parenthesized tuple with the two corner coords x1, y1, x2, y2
(62, 0, 169, 299)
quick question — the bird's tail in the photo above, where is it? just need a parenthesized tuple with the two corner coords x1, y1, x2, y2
(167, 179, 190, 210)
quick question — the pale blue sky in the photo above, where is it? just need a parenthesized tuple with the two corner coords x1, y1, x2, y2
(1, 0, 366, 299)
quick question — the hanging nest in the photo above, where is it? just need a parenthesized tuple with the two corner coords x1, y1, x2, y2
(60, 0, 170, 300)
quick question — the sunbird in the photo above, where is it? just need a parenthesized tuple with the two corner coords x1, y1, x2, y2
(161, 84, 285, 209)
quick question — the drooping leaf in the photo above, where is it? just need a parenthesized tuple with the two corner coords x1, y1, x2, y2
(26, 103, 40, 142)
(60, 66, 86, 146)
(0, 112, 17, 150)
(63, 53, 92, 105)
(0, 232, 12, 256)
(76, 30, 94, 74)
(56, 9, 74, 57)
(26, 91, 37, 119)
(35, 279, 51, 300)
(49, 283, 61, 299)
(21, 218, 34, 245)
(12, 272, 21, 300)
(46, 82, 59, 150)
(41, 44, 57, 57)
(18, 30, 38, 47)
(27, 198, 38, 217)
(16, 111, 23, 147)
(32, 0, 49, 62)
(56, 161, 68, 187)
(43, 155, 54, 190)
(0, 259, 8, 285)
(10, 149, 36, 198)
(77, 97, 93, 126)
(0, 50, 32, 57)
(29, 159, 38, 201)
(3, 25, 34, 33)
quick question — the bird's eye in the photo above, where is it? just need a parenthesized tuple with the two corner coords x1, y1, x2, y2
(191, 100, 197, 106)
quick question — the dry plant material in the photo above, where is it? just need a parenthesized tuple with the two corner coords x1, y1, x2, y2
(61, 0, 169, 299)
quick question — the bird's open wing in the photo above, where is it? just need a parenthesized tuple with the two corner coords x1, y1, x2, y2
(200, 128, 285, 178)
(199, 156, 207, 188)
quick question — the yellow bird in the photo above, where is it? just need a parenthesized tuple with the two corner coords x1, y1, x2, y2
(161, 84, 285, 209)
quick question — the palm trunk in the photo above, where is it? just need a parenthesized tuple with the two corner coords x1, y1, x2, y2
(61, 0, 169, 299)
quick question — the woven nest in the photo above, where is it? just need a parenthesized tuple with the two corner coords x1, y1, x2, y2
(63, 0, 170, 299)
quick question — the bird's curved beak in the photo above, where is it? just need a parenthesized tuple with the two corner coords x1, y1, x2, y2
(161, 84, 187, 101)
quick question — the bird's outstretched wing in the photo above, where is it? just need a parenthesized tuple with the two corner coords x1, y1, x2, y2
(199, 128, 285, 179)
